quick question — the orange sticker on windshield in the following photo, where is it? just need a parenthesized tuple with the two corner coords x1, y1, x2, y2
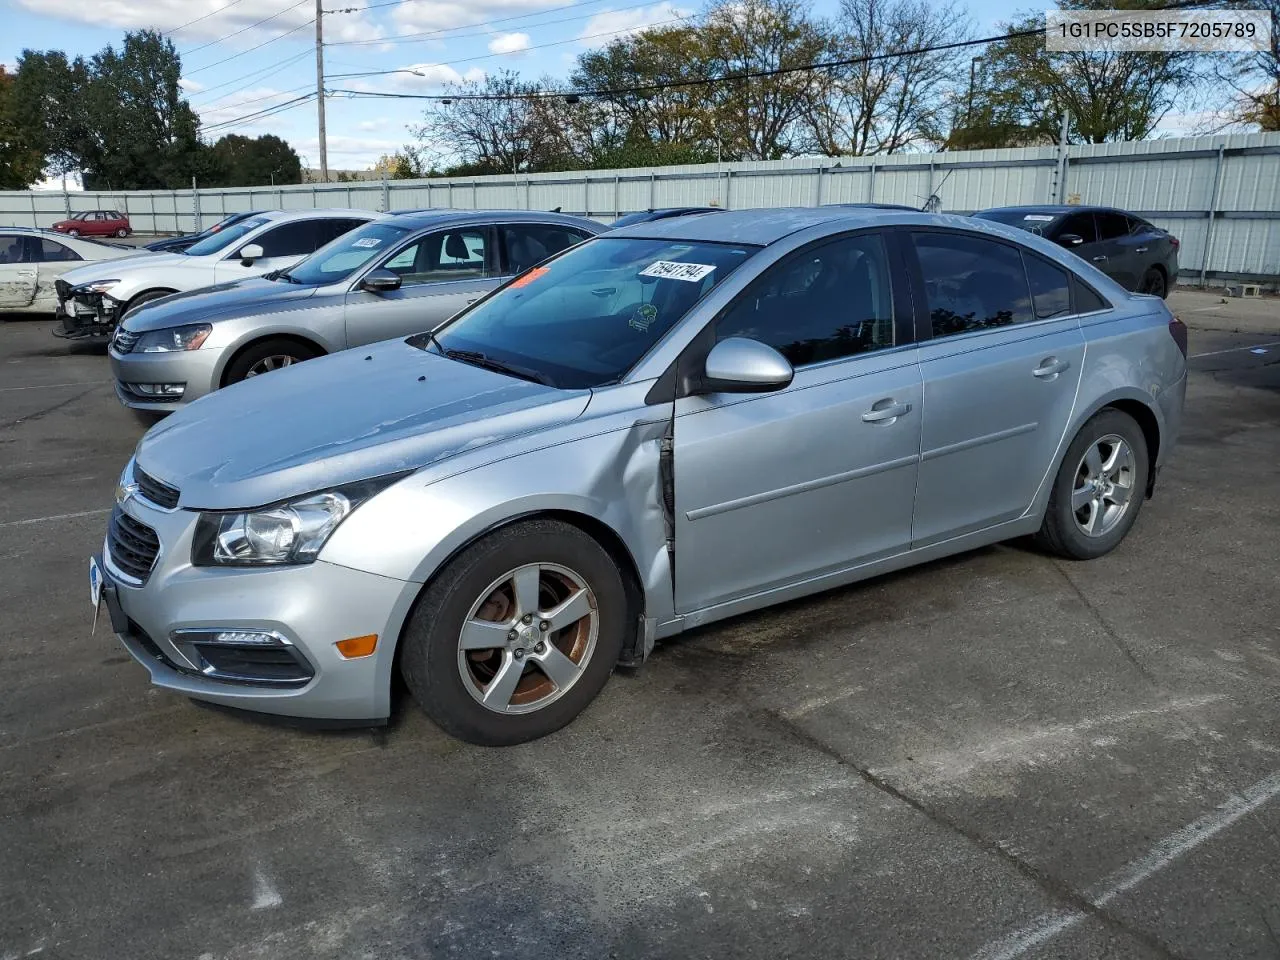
(510, 266, 549, 289)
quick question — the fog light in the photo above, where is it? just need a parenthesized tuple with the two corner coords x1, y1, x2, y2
(169, 628, 315, 687)
(335, 634, 378, 659)
(131, 383, 186, 397)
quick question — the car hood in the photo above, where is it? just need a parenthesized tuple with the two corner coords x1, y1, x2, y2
(60, 251, 204, 288)
(134, 337, 592, 510)
(121, 277, 322, 330)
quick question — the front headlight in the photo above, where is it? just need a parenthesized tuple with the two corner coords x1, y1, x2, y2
(74, 280, 120, 296)
(191, 474, 409, 567)
(134, 324, 212, 353)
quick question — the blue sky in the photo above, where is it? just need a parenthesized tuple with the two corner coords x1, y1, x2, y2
(2, 0, 1017, 176)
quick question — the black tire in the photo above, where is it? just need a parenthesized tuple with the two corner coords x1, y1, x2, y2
(121, 289, 173, 319)
(116, 227, 129, 238)
(68, 229, 80, 237)
(222, 337, 320, 386)
(1140, 266, 1167, 298)
(400, 519, 628, 746)
(1034, 408, 1149, 561)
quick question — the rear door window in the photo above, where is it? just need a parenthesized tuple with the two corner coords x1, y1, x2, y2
(255, 220, 326, 258)
(1095, 211, 1129, 242)
(36, 238, 81, 262)
(911, 232, 1033, 338)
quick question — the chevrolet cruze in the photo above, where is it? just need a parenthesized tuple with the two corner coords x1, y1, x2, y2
(92, 207, 1187, 745)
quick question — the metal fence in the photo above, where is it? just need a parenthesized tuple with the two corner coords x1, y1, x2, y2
(3, 131, 1278, 283)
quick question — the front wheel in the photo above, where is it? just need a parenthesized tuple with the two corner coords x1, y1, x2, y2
(400, 519, 628, 745)
(1034, 408, 1149, 560)
(223, 337, 319, 386)
(68, 229, 80, 237)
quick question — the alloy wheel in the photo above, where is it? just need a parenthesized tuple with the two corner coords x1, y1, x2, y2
(1072, 434, 1135, 537)
(456, 562, 598, 715)
(245, 355, 296, 377)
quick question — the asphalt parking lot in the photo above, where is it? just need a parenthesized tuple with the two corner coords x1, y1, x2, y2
(1, 290, 1277, 960)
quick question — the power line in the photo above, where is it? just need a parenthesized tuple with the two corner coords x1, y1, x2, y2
(190, 50, 315, 103)
(329, 26, 1050, 102)
(327, 12, 692, 81)
(326, 0, 672, 53)
(166, 0, 254, 36)
(204, 91, 319, 133)
(197, 81, 316, 115)
(323, 0, 621, 46)
(185, 19, 316, 76)
(181, 0, 312, 57)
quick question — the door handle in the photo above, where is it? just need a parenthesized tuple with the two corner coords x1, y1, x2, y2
(1091, 255, 1107, 262)
(1135, 246, 1148, 253)
(1033, 357, 1070, 379)
(861, 399, 912, 423)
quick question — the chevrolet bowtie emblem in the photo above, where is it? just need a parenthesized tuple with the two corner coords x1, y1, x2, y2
(116, 481, 139, 506)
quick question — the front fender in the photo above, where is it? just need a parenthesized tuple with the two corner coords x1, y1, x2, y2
(321, 406, 675, 632)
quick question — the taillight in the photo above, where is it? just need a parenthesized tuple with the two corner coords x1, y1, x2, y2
(1170, 235, 1180, 250)
(1168, 316, 1188, 357)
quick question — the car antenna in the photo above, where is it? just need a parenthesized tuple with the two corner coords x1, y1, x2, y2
(550, 206, 561, 213)
(919, 168, 955, 212)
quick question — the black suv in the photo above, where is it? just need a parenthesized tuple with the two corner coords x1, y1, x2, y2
(972, 205, 1179, 298)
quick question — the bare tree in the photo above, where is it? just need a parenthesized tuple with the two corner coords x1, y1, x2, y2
(809, 0, 970, 156)
(1205, 0, 1279, 131)
(410, 70, 569, 175)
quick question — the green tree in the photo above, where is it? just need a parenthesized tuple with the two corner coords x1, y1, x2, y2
(1208, 0, 1279, 131)
(0, 67, 45, 188)
(209, 134, 302, 186)
(10, 50, 93, 181)
(947, 2, 1201, 148)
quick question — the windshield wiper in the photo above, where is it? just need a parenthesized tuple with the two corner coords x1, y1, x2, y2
(267, 269, 302, 283)
(444, 349, 555, 386)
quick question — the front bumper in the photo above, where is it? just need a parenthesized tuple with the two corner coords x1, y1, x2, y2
(109, 346, 222, 411)
(103, 493, 420, 722)
(52, 286, 121, 340)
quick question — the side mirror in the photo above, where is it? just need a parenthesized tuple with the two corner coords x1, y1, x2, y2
(697, 337, 794, 394)
(238, 243, 264, 266)
(359, 268, 402, 293)
(1056, 233, 1084, 247)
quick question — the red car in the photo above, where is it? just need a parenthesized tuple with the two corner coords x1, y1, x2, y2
(51, 210, 132, 238)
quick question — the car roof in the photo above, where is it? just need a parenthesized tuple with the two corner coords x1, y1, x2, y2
(975, 205, 1130, 217)
(608, 206, 974, 245)
(263, 208, 380, 222)
(377, 209, 602, 231)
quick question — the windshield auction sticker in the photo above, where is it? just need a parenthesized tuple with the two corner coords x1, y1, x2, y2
(640, 261, 716, 282)
(1047, 10, 1271, 52)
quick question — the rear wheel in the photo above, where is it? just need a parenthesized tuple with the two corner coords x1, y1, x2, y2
(223, 337, 320, 386)
(1034, 409, 1149, 560)
(1140, 266, 1167, 298)
(400, 519, 627, 745)
(116, 227, 129, 238)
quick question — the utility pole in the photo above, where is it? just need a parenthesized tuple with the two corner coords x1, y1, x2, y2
(315, 0, 328, 183)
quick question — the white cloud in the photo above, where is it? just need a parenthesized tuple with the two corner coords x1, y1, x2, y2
(11, 0, 382, 46)
(357, 117, 392, 132)
(578, 1, 691, 41)
(178, 77, 206, 93)
(391, 0, 564, 35)
(378, 64, 487, 91)
(488, 32, 531, 55)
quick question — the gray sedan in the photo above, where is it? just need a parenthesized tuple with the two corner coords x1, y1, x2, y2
(93, 207, 1186, 745)
(108, 210, 602, 409)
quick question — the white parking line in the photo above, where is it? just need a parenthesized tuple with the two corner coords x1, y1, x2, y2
(1189, 340, 1280, 359)
(0, 381, 100, 392)
(970, 769, 1280, 960)
(0, 508, 111, 528)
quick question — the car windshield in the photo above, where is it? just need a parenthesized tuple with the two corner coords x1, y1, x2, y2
(284, 221, 415, 286)
(184, 217, 271, 256)
(424, 236, 758, 389)
(974, 210, 1062, 236)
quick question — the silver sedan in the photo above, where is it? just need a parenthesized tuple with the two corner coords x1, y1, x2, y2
(107, 210, 602, 409)
(93, 207, 1187, 745)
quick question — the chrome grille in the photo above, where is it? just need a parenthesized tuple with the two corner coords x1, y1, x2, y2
(107, 508, 160, 583)
(112, 327, 140, 354)
(134, 466, 180, 509)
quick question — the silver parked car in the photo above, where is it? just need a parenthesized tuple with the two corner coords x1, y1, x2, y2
(107, 210, 604, 409)
(55, 209, 375, 340)
(92, 208, 1187, 745)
